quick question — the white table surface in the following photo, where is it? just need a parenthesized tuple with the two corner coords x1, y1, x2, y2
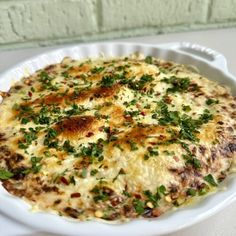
(0, 28, 236, 236)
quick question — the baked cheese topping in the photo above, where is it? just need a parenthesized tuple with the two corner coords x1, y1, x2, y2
(0, 54, 235, 221)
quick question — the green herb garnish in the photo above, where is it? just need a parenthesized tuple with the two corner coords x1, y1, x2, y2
(0, 168, 14, 180)
(91, 186, 109, 202)
(204, 174, 218, 186)
(31, 156, 42, 173)
(143, 190, 160, 207)
(182, 105, 191, 112)
(133, 199, 145, 215)
(65, 104, 87, 116)
(128, 141, 138, 151)
(129, 74, 154, 90)
(39, 71, 58, 91)
(112, 168, 126, 182)
(186, 188, 196, 196)
(90, 169, 98, 176)
(162, 76, 190, 93)
(157, 185, 166, 195)
(206, 98, 219, 105)
(100, 75, 116, 87)
(69, 175, 76, 185)
(80, 142, 104, 162)
(44, 128, 59, 149)
(63, 140, 75, 154)
(145, 56, 153, 64)
(18, 127, 38, 149)
(148, 147, 159, 156)
(91, 67, 105, 74)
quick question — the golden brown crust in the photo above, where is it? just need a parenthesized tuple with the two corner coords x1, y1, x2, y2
(55, 116, 97, 138)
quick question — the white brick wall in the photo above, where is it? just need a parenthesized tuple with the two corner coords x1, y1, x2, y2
(0, 0, 235, 49)
(210, 0, 236, 22)
(101, 0, 208, 31)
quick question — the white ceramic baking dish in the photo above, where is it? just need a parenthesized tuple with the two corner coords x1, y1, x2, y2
(0, 42, 236, 236)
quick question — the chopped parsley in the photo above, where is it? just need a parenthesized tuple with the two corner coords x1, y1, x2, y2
(128, 141, 138, 151)
(91, 67, 105, 74)
(179, 109, 213, 142)
(162, 76, 190, 93)
(182, 105, 191, 112)
(144, 56, 153, 64)
(185, 156, 201, 169)
(148, 147, 159, 156)
(80, 142, 104, 162)
(39, 71, 58, 91)
(186, 188, 196, 196)
(100, 75, 116, 87)
(206, 98, 219, 105)
(133, 199, 145, 215)
(91, 186, 109, 202)
(63, 140, 75, 154)
(198, 109, 213, 124)
(179, 115, 199, 141)
(204, 174, 218, 186)
(144, 154, 150, 160)
(36, 106, 51, 125)
(159, 67, 168, 74)
(69, 175, 76, 185)
(122, 190, 131, 197)
(31, 156, 42, 173)
(61, 71, 69, 78)
(45, 128, 58, 139)
(143, 190, 160, 207)
(112, 168, 126, 182)
(129, 74, 154, 90)
(157, 185, 167, 195)
(18, 127, 38, 149)
(124, 110, 140, 117)
(21, 117, 30, 124)
(44, 128, 59, 149)
(123, 99, 138, 107)
(14, 104, 35, 123)
(90, 169, 98, 176)
(0, 168, 14, 180)
(199, 185, 209, 195)
(157, 100, 180, 126)
(163, 150, 175, 155)
(181, 142, 201, 169)
(65, 104, 86, 116)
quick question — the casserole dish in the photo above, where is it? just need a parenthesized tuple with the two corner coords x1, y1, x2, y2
(0, 42, 236, 235)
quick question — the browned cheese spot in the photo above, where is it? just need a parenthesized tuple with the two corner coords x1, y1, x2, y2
(110, 125, 175, 152)
(197, 115, 223, 142)
(100, 105, 128, 128)
(55, 116, 98, 138)
(92, 84, 120, 99)
(27, 84, 120, 107)
(68, 64, 91, 75)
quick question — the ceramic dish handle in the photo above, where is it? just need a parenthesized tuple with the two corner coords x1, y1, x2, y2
(160, 42, 228, 72)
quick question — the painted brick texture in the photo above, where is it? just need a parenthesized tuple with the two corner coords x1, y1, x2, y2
(0, 0, 97, 44)
(0, 0, 235, 49)
(210, 0, 236, 21)
(101, 0, 208, 31)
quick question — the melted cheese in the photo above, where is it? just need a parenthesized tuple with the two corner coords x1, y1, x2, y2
(0, 54, 235, 221)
